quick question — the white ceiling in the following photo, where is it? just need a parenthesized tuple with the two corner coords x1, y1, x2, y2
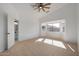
(0, 3, 68, 19)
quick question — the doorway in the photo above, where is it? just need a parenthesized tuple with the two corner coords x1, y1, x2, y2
(14, 19, 19, 41)
(7, 17, 19, 50)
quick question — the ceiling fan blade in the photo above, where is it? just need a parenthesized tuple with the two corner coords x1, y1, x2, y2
(34, 7, 38, 10)
(44, 7, 50, 9)
(44, 3, 51, 6)
(42, 8, 45, 12)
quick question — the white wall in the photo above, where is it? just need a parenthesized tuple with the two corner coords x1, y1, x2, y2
(40, 4, 77, 43)
(12, 4, 40, 41)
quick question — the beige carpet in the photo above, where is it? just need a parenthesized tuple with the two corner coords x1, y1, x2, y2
(0, 38, 78, 56)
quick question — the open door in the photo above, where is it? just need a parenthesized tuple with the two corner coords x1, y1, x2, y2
(7, 15, 15, 49)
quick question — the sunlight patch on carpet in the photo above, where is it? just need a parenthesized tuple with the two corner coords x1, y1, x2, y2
(44, 39, 53, 45)
(35, 38, 44, 42)
(67, 44, 75, 52)
(52, 40, 66, 49)
(35, 38, 66, 49)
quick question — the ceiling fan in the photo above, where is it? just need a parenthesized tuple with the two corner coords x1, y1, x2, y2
(32, 3, 51, 12)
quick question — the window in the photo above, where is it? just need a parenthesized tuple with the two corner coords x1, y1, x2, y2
(47, 22, 64, 32)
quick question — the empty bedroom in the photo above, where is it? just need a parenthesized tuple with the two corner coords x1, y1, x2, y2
(0, 3, 79, 56)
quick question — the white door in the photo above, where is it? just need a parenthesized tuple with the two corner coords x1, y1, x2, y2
(8, 15, 15, 49)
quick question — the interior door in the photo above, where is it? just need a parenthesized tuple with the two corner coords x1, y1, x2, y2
(7, 15, 15, 49)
